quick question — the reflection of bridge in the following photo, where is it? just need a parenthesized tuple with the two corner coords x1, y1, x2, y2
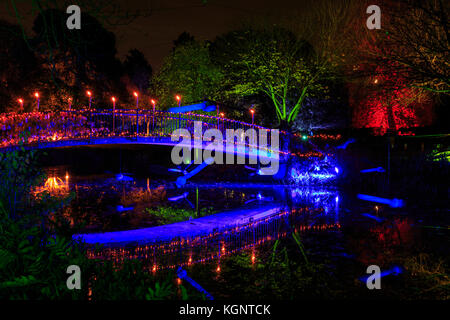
(0, 109, 287, 160)
(82, 205, 341, 271)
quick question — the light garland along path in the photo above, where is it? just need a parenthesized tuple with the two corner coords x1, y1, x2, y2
(73, 204, 283, 246)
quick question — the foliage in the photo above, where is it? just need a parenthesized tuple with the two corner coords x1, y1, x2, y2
(0, 136, 91, 299)
(150, 41, 223, 109)
(0, 134, 196, 300)
(145, 206, 216, 224)
(403, 253, 450, 299)
(373, 0, 449, 95)
(0, 20, 40, 112)
(0, 131, 45, 217)
(123, 49, 152, 93)
(212, 237, 335, 299)
(211, 27, 335, 128)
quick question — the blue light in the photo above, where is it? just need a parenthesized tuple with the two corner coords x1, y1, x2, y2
(115, 173, 134, 181)
(116, 205, 134, 212)
(168, 101, 215, 113)
(357, 194, 405, 208)
(334, 167, 339, 174)
(360, 167, 385, 173)
(359, 265, 403, 282)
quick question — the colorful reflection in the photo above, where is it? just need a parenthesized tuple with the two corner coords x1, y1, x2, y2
(86, 206, 341, 270)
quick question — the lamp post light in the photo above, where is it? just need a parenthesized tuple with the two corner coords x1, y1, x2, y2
(86, 90, 92, 109)
(68, 97, 72, 111)
(34, 92, 40, 111)
(112, 97, 116, 134)
(151, 99, 156, 133)
(18, 98, 23, 111)
(175, 94, 181, 107)
(250, 108, 255, 125)
(133, 92, 139, 136)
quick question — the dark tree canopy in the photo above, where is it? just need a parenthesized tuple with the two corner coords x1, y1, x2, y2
(172, 31, 196, 50)
(0, 20, 39, 112)
(123, 49, 152, 93)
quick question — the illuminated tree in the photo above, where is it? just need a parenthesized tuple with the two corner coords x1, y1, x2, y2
(212, 27, 335, 130)
(150, 41, 223, 109)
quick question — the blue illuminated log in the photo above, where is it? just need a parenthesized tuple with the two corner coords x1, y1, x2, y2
(177, 267, 214, 300)
(357, 194, 405, 208)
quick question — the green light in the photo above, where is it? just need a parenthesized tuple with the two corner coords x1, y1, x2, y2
(302, 135, 308, 140)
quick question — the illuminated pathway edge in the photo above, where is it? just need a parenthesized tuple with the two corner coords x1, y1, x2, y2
(73, 204, 283, 246)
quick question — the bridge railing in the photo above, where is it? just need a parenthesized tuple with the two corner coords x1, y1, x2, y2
(0, 109, 286, 151)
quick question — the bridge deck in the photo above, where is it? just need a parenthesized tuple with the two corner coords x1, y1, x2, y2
(73, 204, 283, 246)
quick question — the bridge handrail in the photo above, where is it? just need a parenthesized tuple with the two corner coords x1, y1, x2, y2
(0, 110, 288, 151)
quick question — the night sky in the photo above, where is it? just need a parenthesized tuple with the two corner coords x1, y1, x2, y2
(0, 0, 312, 70)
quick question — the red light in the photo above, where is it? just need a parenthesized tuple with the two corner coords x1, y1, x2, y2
(86, 91, 91, 96)
(34, 92, 39, 98)
(18, 99, 23, 103)
(133, 92, 138, 97)
(175, 95, 181, 101)
(250, 109, 254, 114)
(151, 99, 156, 105)
(111, 97, 116, 102)
(220, 112, 224, 118)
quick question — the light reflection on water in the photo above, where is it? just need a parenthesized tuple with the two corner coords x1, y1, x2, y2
(39, 166, 345, 269)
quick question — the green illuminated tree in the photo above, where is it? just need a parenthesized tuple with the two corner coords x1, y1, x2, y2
(150, 41, 223, 109)
(212, 27, 334, 130)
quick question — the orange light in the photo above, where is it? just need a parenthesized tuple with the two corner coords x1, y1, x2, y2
(175, 95, 181, 101)
(177, 278, 181, 285)
(216, 265, 221, 272)
(250, 109, 254, 114)
(251, 254, 256, 263)
(86, 90, 92, 96)
(68, 97, 72, 101)
(111, 97, 116, 102)
(18, 99, 23, 103)
(151, 99, 156, 105)
(133, 91, 138, 97)
(220, 112, 224, 117)
(34, 92, 39, 98)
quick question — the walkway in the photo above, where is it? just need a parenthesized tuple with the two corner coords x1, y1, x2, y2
(73, 204, 283, 246)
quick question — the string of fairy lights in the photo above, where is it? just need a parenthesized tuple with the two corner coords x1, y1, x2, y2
(0, 110, 343, 158)
(85, 206, 341, 272)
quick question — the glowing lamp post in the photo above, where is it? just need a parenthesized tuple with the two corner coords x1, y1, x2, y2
(18, 98, 24, 111)
(151, 99, 156, 132)
(86, 90, 92, 109)
(250, 108, 255, 125)
(112, 97, 116, 133)
(68, 97, 72, 110)
(34, 92, 40, 111)
(175, 94, 181, 107)
(134, 92, 139, 136)
(219, 112, 224, 130)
